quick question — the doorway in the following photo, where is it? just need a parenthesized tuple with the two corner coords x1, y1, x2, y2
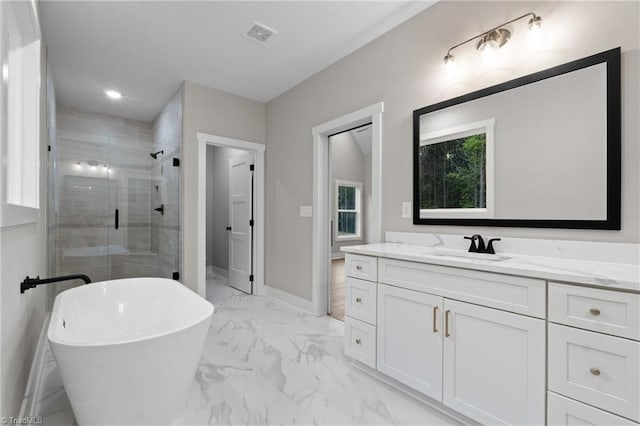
(311, 102, 383, 316)
(197, 133, 265, 299)
(205, 146, 254, 294)
(328, 124, 373, 321)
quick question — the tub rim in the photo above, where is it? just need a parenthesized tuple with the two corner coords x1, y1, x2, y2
(47, 277, 214, 348)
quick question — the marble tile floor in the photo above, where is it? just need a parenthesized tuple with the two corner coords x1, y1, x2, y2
(32, 273, 460, 425)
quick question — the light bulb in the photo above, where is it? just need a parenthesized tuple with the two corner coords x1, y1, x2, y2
(443, 53, 456, 73)
(528, 16, 543, 31)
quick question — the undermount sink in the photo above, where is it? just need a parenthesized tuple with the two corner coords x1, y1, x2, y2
(429, 250, 510, 262)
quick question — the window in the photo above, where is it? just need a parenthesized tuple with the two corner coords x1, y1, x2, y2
(0, 0, 41, 227)
(418, 118, 494, 219)
(335, 180, 362, 241)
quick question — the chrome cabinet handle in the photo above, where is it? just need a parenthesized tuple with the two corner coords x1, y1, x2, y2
(589, 308, 601, 316)
(355, 338, 362, 345)
(433, 306, 439, 333)
(355, 297, 362, 303)
(355, 265, 363, 271)
(445, 310, 451, 337)
(590, 367, 601, 376)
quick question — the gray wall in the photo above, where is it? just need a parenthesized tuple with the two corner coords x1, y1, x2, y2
(330, 131, 372, 255)
(181, 81, 266, 292)
(206, 145, 246, 271)
(265, 1, 640, 301)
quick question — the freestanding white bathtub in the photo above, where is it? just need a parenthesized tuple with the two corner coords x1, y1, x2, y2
(48, 278, 214, 425)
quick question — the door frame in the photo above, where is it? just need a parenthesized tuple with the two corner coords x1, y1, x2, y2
(196, 132, 265, 299)
(311, 102, 383, 316)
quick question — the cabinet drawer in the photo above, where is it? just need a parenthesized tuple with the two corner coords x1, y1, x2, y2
(345, 277, 377, 325)
(549, 283, 640, 340)
(379, 258, 546, 318)
(345, 254, 377, 282)
(549, 324, 640, 422)
(548, 392, 639, 426)
(344, 317, 376, 369)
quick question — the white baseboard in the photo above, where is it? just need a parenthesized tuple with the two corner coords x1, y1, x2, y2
(207, 265, 229, 278)
(19, 313, 50, 418)
(349, 360, 475, 425)
(264, 286, 315, 315)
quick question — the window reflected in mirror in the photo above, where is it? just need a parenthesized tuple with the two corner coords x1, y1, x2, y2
(419, 131, 487, 210)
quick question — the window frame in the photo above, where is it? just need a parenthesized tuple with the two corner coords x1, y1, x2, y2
(418, 118, 495, 219)
(335, 179, 362, 242)
(0, 0, 42, 227)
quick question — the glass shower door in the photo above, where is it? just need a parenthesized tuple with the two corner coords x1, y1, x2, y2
(149, 141, 181, 280)
(55, 129, 112, 291)
(51, 114, 182, 296)
(106, 135, 181, 280)
(107, 134, 158, 279)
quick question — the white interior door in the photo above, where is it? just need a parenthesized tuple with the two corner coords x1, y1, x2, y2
(228, 152, 254, 294)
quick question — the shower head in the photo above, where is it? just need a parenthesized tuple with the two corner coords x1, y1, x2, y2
(150, 150, 164, 159)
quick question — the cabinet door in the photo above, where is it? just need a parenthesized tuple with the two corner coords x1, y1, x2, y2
(443, 299, 545, 425)
(377, 284, 443, 401)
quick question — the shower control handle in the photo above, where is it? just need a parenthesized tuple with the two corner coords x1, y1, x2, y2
(114, 209, 119, 230)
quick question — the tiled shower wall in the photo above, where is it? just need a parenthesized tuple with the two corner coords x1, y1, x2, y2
(151, 86, 183, 280)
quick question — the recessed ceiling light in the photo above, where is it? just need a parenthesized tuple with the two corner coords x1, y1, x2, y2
(105, 90, 122, 99)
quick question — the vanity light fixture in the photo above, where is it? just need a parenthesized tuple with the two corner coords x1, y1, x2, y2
(443, 12, 543, 65)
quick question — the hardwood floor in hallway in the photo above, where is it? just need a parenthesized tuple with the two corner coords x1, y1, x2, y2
(330, 258, 345, 321)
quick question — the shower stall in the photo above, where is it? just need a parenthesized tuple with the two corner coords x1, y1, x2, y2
(47, 93, 182, 297)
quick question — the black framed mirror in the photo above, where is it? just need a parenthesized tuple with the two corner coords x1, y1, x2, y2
(413, 47, 621, 230)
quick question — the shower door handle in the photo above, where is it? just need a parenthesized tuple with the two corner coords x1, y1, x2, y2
(115, 209, 119, 230)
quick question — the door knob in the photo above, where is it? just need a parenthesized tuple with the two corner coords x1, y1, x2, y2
(590, 367, 601, 376)
(355, 297, 362, 303)
(226, 226, 232, 231)
(589, 308, 601, 316)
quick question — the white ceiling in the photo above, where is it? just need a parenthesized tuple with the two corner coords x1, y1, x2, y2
(40, 1, 435, 122)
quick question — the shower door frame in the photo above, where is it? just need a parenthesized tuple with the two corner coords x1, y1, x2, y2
(196, 132, 265, 299)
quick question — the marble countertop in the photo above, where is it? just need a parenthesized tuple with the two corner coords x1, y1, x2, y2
(342, 243, 640, 293)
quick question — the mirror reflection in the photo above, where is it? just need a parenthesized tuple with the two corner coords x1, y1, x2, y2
(413, 48, 620, 229)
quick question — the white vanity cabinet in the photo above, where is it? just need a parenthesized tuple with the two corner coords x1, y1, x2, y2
(345, 254, 546, 425)
(344, 255, 378, 369)
(343, 251, 640, 425)
(548, 282, 640, 424)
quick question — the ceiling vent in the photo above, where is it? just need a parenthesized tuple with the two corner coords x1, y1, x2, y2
(243, 21, 278, 45)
